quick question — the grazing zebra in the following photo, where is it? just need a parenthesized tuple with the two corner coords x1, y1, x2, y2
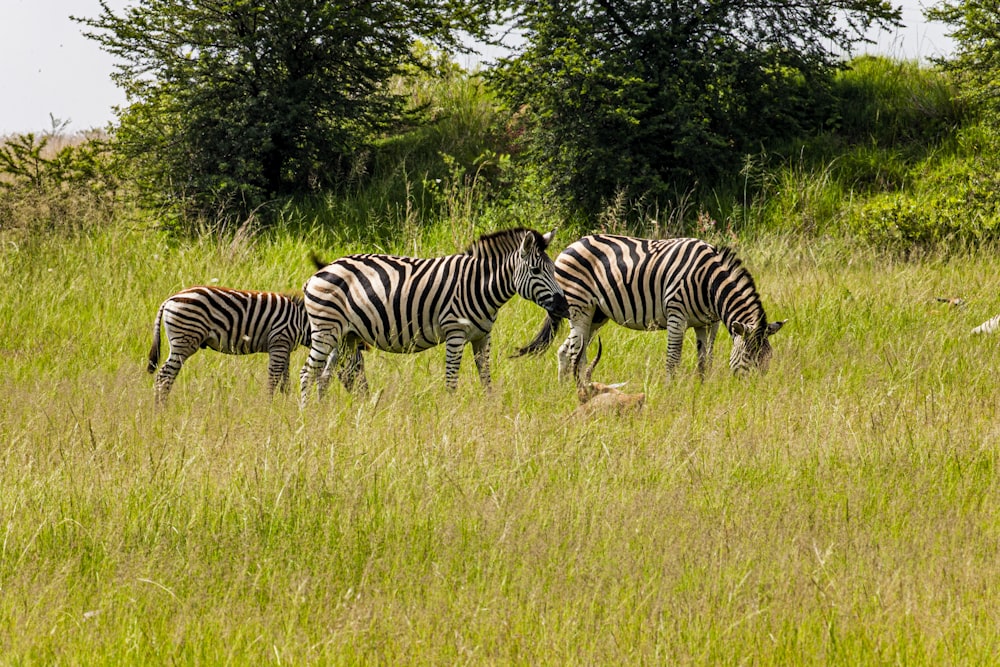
(516, 234, 785, 381)
(148, 286, 311, 404)
(300, 227, 570, 398)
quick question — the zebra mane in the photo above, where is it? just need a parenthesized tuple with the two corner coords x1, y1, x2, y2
(281, 290, 305, 303)
(464, 227, 545, 257)
(715, 245, 766, 323)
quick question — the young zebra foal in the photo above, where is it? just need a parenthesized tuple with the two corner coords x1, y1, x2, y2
(148, 286, 311, 404)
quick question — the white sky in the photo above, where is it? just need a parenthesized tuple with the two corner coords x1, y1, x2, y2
(1, 0, 956, 136)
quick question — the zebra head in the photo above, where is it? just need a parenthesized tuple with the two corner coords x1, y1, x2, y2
(514, 230, 570, 319)
(729, 319, 786, 375)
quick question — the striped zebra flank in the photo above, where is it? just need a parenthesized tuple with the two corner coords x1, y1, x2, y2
(300, 227, 569, 399)
(515, 234, 785, 381)
(972, 314, 1000, 335)
(148, 286, 312, 404)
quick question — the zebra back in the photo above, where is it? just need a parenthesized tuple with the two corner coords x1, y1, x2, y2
(154, 286, 310, 357)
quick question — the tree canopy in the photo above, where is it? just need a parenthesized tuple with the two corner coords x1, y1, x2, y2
(927, 0, 1000, 125)
(487, 0, 902, 215)
(77, 0, 496, 224)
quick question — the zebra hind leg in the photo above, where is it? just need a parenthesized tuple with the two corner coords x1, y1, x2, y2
(559, 315, 600, 384)
(557, 328, 583, 383)
(153, 333, 200, 406)
(154, 350, 192, 406)
(300, 333, 338, 402)
(267, 346, 292, 395)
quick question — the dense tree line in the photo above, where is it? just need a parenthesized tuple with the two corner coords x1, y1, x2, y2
(488, 0, 900, 215)
(76, 0, 999, 227)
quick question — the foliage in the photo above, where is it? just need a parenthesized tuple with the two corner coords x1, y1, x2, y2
(486, 0, 902, 218)
(927, 0, 1000, 126)
(709, 57, 977, 245)
(826, 56, 968, 148)
(851, 138, 1000, 253)
(75, 0, 497, 230)
(0, 119, 123, 237)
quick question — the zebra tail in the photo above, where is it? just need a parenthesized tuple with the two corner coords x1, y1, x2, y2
(512, 314, 563, 358)
(147, 302, 164, 374)
(310, 251, 328, 271)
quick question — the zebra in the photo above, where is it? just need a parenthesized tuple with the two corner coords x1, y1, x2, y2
(972, 314, 1000, 334)
(300, 227, 570, 399)
(148, 286, 312, 404)
(515, 234, 785, 381)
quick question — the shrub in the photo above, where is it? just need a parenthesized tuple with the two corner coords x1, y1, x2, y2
(0, 126, 124, 238)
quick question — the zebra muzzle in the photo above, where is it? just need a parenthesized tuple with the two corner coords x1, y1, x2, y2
(545, 293, 570, 319)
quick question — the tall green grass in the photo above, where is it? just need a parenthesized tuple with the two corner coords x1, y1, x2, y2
(2, 220, 1000, 663)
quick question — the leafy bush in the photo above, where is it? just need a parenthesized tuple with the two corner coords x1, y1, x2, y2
(77, 0, 497, 230)
(852, 159, 1000, 253)
(0, 125, 124, 237)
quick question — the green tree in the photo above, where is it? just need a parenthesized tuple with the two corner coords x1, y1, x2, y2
(488, 0, 901, 217)
(76, 0, 495, 226)
(927, 0, 1000, 125)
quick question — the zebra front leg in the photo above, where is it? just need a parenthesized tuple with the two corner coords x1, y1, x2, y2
(665, 313, 687, 378)
(472, 335, 492, 388)
(694, 322, 720, 379)
(443, 334, 468, 391)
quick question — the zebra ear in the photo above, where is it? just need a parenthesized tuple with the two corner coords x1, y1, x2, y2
(542, 230, 555, 248)
(767, 320, 786, 336)
(730, 321, 749, 337)
(519, 231, 537, 256)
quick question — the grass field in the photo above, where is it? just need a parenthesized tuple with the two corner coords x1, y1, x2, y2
(2, 222, 999, 663)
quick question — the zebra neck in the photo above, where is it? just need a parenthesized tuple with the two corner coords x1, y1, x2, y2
(470, 253, 517, 313)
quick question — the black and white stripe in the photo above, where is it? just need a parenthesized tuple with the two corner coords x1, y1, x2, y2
(300, 227, 569, 398)
(972, 314, 1000, 334)
(516, 234, 784, 380)
(148, 286, 311, 404)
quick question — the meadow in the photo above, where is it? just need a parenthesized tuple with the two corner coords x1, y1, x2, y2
(2, 218, 999, 664)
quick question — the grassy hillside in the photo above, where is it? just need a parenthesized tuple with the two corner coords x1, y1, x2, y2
(2, 221, 1000, 663)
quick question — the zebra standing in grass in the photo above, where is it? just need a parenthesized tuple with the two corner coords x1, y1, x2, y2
(300, 227, 570, 399)
(148, 286, 311, 404)
(516, 234, 785, 381)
